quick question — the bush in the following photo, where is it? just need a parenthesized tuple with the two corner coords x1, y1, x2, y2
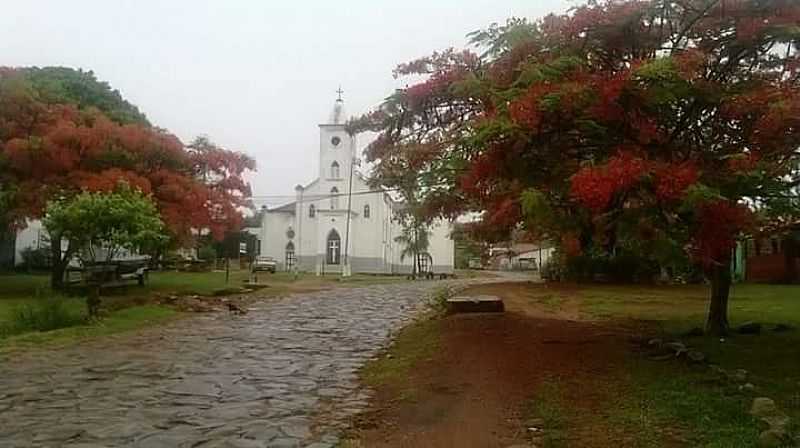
(429, 286, 454, 314)
(545, 250, 664, 283)
(541, 257, 565, 281)
(197, 245, 217, 262)
(19, 246, 52, 271)
(2, 299, 86, 337)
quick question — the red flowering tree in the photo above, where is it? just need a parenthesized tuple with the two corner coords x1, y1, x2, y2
(350, 0, 800, 335)
(0, 67, 255, 288)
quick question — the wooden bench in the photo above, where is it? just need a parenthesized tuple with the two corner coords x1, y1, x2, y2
(66, 260, 149, 289)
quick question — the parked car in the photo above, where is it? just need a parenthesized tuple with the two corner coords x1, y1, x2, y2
(252, 256, 277, 273)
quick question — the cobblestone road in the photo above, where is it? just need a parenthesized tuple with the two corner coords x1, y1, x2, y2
(0, 279, 493, 448)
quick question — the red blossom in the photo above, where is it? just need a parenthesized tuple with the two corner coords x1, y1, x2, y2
(653, 161, 699, 202)
(726, 153, 760, 174)
(691, 200, 753, 267)
(509, 84, 554, 129)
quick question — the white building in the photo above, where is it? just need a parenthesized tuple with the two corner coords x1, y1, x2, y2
(252, 96, 455, 276)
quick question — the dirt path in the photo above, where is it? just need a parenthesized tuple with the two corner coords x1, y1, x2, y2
(346, 282, 651, 448)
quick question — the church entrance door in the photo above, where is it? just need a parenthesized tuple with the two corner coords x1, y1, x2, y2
(326, 230, 341, 265)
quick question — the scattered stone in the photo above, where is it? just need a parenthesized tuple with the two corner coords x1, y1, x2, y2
(524, 417, 546, 428)
(761, 414, 791, 431)
(732, 369, 749, 383)
(664, 341, 688, 356)
(738, 321, 762, 335)
(751, 397, 779, 418)
(758, 428, 789, 448)
(686, 350, 706, 364)
(647, 338, 663, 347)
(739, 383, 756, 393)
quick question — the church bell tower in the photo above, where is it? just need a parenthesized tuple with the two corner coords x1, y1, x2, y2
(318, 87, 356, 208)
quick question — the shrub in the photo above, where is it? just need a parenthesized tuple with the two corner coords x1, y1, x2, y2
(19, 246, 52, 271)
(3, 299, 86, 337)
(541, 257, 565, 281)
(197, 245, 217, 262)
(429, 286, 453, 313)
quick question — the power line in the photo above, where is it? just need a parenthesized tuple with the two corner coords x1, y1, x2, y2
(249, 188, 401, 206)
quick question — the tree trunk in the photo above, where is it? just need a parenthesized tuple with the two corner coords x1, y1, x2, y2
(50, 235, 67, 291)
(706, 257, 732, 336)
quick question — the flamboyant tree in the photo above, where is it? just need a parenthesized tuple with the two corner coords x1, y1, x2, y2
(350, 0, 800, 335)
(0, 67, 255, 288)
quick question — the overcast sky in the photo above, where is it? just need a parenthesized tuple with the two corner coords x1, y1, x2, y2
(2, 0, 571, 207)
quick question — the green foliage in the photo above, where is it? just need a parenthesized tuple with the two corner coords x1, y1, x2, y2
(429, 286, 453, 314)
(553, 249, 662, 283)
(197, 244, 217, 262)
(634, 57, 691, 105)
(18, 246, 51, 271)
(2, 298, 85, 337)
(468, 17, 540, 59)
(681, 183, 724, 211)
(20, 67, 149, 125)
(524, 381, 569, 447)
(43, 183, 167, 264)
(520, 188, 555, 229)
(515, 56, 585, 88)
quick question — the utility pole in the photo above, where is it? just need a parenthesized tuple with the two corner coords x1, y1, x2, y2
(295, 185, 303, 280)
(343, 155, 356, 277)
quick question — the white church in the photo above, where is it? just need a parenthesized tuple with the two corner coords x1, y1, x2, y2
(251, 95, 455, 276)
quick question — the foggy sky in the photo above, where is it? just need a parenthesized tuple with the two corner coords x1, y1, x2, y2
(2, 0, 571, 207)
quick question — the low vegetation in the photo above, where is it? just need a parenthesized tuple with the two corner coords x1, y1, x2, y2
(361, 317, 441, 402)
(0, 270, 407, 350)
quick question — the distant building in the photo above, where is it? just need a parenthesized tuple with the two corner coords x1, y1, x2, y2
(0, 220, 48, 268)
(488, 242, 554, 271)
(740, 226, 800, 283)
(249, 94, 454, 275)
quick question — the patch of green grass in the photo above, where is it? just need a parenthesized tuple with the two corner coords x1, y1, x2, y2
(565, 283, 800, 446)
(2, 298, 87, 336)
(620, 359, 761, 447)
(525, 381, 569, 448)
(361, 316, 441, 401)
(0, 304, 178, 353)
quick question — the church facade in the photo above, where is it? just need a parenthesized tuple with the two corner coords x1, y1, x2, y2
(253, 96, 455, 275)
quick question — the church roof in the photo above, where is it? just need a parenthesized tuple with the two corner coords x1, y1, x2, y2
(269, 201, 296, 213)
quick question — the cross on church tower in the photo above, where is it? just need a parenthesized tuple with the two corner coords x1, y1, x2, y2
(336, 86, 344, 102)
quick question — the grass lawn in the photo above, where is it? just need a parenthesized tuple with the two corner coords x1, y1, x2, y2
(0, 269, 406, 350)
(568, 283, 800, 446)
(349, 281, 800, 447)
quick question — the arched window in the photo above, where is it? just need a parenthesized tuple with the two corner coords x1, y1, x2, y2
(330, 187, 339, 209)
(330, 161, 340, 179)
(309, 204, 316, 218)
(363, 204, 370, 218)
(285, 241, 295, 271)
(326, 229, 341, 265)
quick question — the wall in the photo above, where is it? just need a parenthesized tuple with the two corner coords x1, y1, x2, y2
(261, 211, 296, 271)
(14, 220, 46, 266)
(746, 254, 799, 283)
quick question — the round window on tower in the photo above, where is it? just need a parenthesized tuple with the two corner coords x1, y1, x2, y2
(331, 136, 341, 147)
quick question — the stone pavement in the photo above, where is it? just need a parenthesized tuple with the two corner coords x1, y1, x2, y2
(0, 278, 509, 448)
